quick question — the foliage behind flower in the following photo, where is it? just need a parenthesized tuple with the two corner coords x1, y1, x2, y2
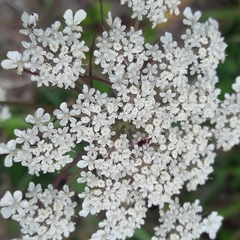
(0, 1, 240, 239)
(0, 87, 11, 121)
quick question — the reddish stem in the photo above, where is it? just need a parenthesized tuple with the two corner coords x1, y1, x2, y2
(53, 150, 85, 188)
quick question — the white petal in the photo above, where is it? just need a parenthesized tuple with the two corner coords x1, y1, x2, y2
(53, 109, 63, 117)
(183, 7, 192, 19)
(63, 9, 74, 26)
(20, 199, 29, 208)
(0, 191, 14, 207)
(21, 11, 30, 24)
(1, 207, 13, 219)
(74, 9, 87, 24)
(77, 160, 88, 168)
(4, 155, 13, 167)
(0, 143, 9, 154)
(1, 59, 17, 69)
(106, 12, 113, 26)
(236, 76, 240, 84)
(13, 190, 23, 202)
(25, 114, 35, 123)
(42, 113, 50, 122)
(60, 102, 68, 112)
(28, 13, 39, 25)
(36, 108, 44, 118)
(79, 207, 89, 217)
(194, 11, 201, 21)
(1, 51, 22, 69)
(7, 51, 22, 61)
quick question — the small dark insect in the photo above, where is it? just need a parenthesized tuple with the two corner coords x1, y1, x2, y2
(137, 138, 152, 147)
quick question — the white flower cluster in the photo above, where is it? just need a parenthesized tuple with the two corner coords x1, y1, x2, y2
(0, 183, 76, 239)
(120, 0, 181, 27)
(1, 9, 89, 89)
(212, 76, 240, 151)
(0, 107, 76, 176)
(152, 198, 223, 239)
(0, 87, 11, 121)
(0, 1, 239, 239)
(78, 7, 233, 239)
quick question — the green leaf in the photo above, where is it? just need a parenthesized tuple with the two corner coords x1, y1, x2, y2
(133, 228, 151, 240)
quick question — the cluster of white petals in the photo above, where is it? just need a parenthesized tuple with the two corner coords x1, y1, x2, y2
(81, 7, 232, 239)
(120, 0, 181, 27)
(0, 108, 76, 175)
(1, 9, 89, 89)
(152, 198, 223, 239)
(0, 183, 76, 239)
(1, 1, 240, 239)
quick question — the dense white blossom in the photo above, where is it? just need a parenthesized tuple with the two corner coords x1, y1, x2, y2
(0, 183, 76, 239)
(0, 107, 76, 176)
(120, 0, 181, 28)
(1, 9, 89, 89)
(0, 1, 239, 239)
(154, 198, 223, 239)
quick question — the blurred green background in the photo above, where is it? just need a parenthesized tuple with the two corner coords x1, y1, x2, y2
(0, 0, 240, 239)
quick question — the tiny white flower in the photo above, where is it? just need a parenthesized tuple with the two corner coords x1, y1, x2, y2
(183, 7, 201, 25)
(202, 212, 223, 239)
(53, 102, 76, 126)
(0, 191, 28, 219)
(1, 51, 24, 74)
(0, 140, 17, 167)
(63, 9, 87, 32)
(21, 12, 39, 26)
(25, 108, 50, 126)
